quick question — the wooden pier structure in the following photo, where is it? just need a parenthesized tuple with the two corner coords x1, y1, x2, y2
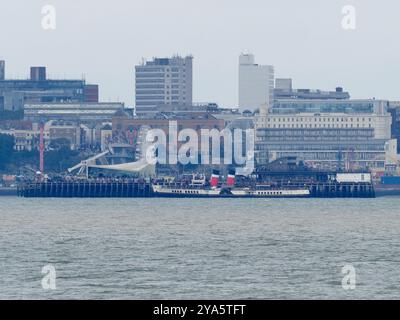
(18, 180, 374, 198)
(18, 181, 153, 198)
(308, 182, 374, 198)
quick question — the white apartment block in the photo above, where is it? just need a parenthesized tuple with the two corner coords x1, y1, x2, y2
(239, 53, 274, 113)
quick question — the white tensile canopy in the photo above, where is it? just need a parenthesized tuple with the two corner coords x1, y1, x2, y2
(88, 159, 155, 178)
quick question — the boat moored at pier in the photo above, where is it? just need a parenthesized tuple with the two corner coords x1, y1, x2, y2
(152, 171, 311, 198)
(152, 185, 310, 198)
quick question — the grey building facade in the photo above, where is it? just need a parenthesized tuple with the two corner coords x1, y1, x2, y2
(274, 78, 350, 101)
(135, 56, 193, 110)
(0, 60, 4, 81)
(0, 63, 98, 112)
(24, 102, 125, 123)
(388, 101, 400, 152)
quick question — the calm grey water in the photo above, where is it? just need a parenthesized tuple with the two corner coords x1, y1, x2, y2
(1, 196, 400, 299)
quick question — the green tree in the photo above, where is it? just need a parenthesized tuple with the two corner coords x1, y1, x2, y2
(0, 134, 14, 170)
(49, 138, 71, 151)
(0, 110, 24, 120)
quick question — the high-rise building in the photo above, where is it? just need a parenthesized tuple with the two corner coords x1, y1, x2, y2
(0, 60, 5, 80)
(135, 55, 193, 111)
(238, 53, 274, 113)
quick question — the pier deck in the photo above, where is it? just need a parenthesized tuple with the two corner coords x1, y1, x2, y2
(18, 181, 153, 198)
(18, 180, 375, 198)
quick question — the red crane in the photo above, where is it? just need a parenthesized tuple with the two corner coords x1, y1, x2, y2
(39, 122, 44, 173)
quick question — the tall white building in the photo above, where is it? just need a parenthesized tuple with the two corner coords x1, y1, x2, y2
(238, 53, 274, 113)
(135, 55, 193, 111)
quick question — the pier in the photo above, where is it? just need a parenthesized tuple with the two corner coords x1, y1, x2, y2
(308, 182, 375, 198)
(18, 180, 153, 198)
(18, 180, 375, 198)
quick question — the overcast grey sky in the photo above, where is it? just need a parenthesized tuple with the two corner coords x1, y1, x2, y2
(1, 0, 399, 107)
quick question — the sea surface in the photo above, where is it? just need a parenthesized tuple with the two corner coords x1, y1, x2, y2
(1, 196, 400, 299)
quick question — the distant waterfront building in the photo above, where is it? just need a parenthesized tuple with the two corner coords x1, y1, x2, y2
(274, 79, 350, 101)
(275, 78, 292, 91)
(0, 120, 32, 131)
(0, 123, 50, 151)
(112, 111, 225, 163)
(30, 67, 46, 81)
(255, 99, 396, 171)
(0, 120, 102, 151)
(0, 60, 5, 81)
(46, 120, 82, 150)
(238, 53, 274, 113)
(388, 101, 400, 153)
(272, 98, 378, 114)
(99, 124, 113, 151)
(135, 102, 223, 117)
(134, 102, 249, 131)
(135, 56, 193, 111)
(113, 113, 224, 136)
(83, 84, 99, 103)
(24, 102, 125, 123)
(0, 63, 99, 112)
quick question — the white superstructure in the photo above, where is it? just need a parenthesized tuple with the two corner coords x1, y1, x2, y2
(335, 173, 372, 183)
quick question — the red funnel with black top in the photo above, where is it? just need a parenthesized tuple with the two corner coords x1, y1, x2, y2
(227, 169, 235, 186)
(210, 169, 220, 187)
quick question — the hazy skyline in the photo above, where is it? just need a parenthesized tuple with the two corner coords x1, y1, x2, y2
(1, 0, 399, 107)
